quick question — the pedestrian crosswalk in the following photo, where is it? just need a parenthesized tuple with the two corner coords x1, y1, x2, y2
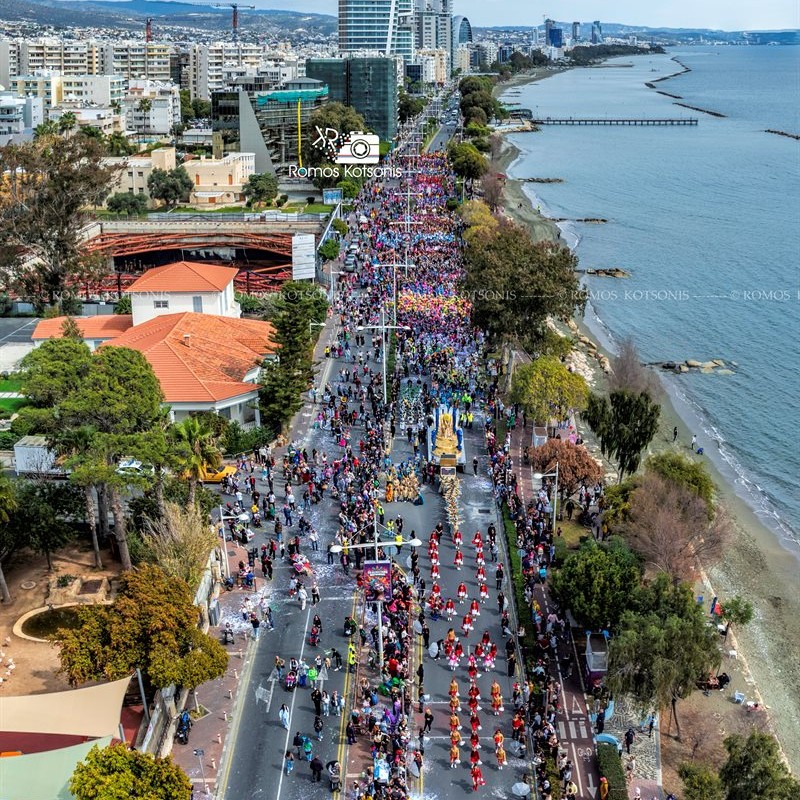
(558, 718, 591, 742)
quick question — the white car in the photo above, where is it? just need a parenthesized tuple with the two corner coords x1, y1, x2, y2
(116, 458, 154, 476)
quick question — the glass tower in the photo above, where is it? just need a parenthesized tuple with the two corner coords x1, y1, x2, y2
(338, 0, 414, 60)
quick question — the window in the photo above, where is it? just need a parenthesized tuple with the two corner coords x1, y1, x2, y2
(192, 296, 203, 313)
(154, 299, 169, 309)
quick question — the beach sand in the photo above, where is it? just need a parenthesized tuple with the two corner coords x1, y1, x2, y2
(495, 75, 800, 772)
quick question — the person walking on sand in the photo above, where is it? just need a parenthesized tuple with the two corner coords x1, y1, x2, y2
(690, 434, 697, 451)
(672, 426, 678, 442)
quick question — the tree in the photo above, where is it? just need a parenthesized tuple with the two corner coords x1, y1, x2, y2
(106, 131, 136, 157)
(0, 135, 118, 304)
(461, 216, 584, 343)
(6, 480, 83, 570)
(720, 731, 800, 800)
(19, 338, 93, 408)
(448, 141, 488, 181)
(718, 595, 754, 640)
(460, 199, 499, 245)
(399, 90, 425, 123)
(509, 357, 588, 424)
(56, 564, 228, 688)
(551, 537, 641, 631)
(480, 172, 504, 210)
(243, 172, 278, 206)
(143, 501, 218, 590)
(608, 575, 721, 737)
(258, 281, 327, 433)
(191, 98, 212, 119)
(608, 337, 662, 398)
(0, 476, 18, 602)
(80, 125, 105, 142)
(318, 238, 340, 261)
(620, 473, 729, 583)
(528, 438, 604, 503)
(70, 743, 191, 800)
(585, 390, 660, 481)
(646, 451, 715, 515)
(60, 316, 83, 341)
(107, 192, 148, 215)
(114, 295, 132, 314)
(57, 111, 77, 135)
(465, 106, 488, 126)
(303, 102, 368, 174)
(147, 166, 193, 209)
(172, 415, 222, 506)
(58, 347, 165, 571)
(679, 763, 724, 800)
(179, 89, 194, 122)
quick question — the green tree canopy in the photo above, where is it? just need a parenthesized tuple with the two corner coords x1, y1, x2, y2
(56, 564, 228, 689)
(551, 537, 641, 631)
(318, 238, 340, 261)
(720, 731, 800, 800)
(509, 357, 588, 424)
(107, 192, 148, 215)
(243, 172, 279, 205)
(646, 451, 715, 515)
(147, 165, 193, 209)
(399, 90, 426, 123)
(0, 475, 18, 602)
(461, 217, 585, 344)
(172, 415, 222, 505)
(70, 743, 191, 800)
(585, 390, 660, 481)
(447, 141, 488, 180)
(608, 574, 721, 735)
(679, 762, 724, 800)
(0, 135, 118, 303)
(19, 338, 93, 408)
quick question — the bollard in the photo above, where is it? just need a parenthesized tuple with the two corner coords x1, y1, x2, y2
(227, 689, 233, 699)
(223, 711, 228, 722)
(234, 669, 238, 680)
(216, 733, 222, 744)
(238, 650, 243, 659)
(211, 759, 216, 770)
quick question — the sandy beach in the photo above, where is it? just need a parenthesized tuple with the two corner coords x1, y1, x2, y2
(495, 72, 800, 774)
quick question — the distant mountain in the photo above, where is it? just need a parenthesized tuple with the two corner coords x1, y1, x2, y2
(0, 0, 337, 34)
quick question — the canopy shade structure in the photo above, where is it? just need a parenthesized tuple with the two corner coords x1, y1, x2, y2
(0, 675, 131, 738)
(0, 736, 113, 800)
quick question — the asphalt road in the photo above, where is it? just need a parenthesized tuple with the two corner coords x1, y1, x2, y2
(427, 122, 459, 154)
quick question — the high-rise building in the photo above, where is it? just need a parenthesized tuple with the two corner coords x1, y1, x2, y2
(188, 43, 264, 100)
(591, 21, 603, 44)
(572, 21, 581, 42)
(338, 0, 414, 60)
(413, 0, 451, 70)
(212, 77, 328, 175)
(452, 15, 473, 51)
(306, 56, 398, 141)
(547, 27, 563, 48)
(98, 42, 172, 83)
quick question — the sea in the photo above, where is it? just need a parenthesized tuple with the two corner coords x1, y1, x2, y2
(503, 47, 800, 555)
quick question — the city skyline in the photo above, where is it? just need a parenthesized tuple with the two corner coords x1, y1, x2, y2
(156, 0, 798, 31)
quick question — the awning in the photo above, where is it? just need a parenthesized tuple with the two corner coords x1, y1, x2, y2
(0, 675, 131, 738)
(0, 736, 113, 800)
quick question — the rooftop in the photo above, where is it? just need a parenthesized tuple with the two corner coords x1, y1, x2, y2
(125, 261, 238, 294)
(31, 314, 133, 341)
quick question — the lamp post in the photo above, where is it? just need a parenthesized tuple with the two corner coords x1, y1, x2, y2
(357, 314, 411, 403)
(375, 261, 414, 325)
(532, 462, 560, 527)
(331, 529, 422, 671)
(328, 268, 345, 305)
(217, 506, 251, 579)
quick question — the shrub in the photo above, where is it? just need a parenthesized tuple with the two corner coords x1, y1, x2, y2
(222, 422, 274, 456)
(332, 218, 348, 235)
(306, 196, 316, 205)
(280, 194, 289, 202)
(318, 238, 340, 261)
(114, 295, 132, 315)
(445, 198, 460, 211)
(0, 431, 16, 448)
(596, 743, 627, 800)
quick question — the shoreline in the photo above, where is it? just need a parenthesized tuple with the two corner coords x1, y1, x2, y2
(495, 66, 800, 773)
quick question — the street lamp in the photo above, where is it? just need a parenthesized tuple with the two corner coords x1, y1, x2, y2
(309, 320, 326, 336)
(328, 268, 345, 305)
(375, 261, 415, 325)
(532, 462, 560, 527)
(217, 506, 251, 578)
(331, 528, 422, 670)
(357, 316, 411, 403)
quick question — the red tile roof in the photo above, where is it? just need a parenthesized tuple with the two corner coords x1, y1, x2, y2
(32, 315, 133, 341)
(126, 262, 238, 293)
(105, 312, 276, 403)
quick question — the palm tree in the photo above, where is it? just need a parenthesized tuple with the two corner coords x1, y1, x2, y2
(34, 120, 58, 139)
(173, 416, 222, 506)
(0, 476, 18, 602)
(57, 111, 77, 135)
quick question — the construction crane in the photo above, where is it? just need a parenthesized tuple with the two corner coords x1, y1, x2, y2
(145, 17, 153, 42)
(213, 3, 256, 40)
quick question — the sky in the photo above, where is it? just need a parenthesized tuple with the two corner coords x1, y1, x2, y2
(244, 0, 800, 30)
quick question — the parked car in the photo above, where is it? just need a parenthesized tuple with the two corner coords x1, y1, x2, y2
(197, 464, 237, 483)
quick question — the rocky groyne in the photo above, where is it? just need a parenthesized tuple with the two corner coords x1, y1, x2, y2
(674, 101, 726, 118)
(765, 129, 800, 141)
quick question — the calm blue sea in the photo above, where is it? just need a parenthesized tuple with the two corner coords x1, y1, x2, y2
(504, 47, 800, 552)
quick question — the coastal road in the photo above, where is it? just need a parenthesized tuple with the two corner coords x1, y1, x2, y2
(427, 121, 459, 153)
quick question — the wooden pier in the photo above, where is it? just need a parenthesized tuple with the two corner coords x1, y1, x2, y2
(533, 117, 698, 126)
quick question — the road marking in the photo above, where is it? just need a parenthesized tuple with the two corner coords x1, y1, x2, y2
(274, 605, 312, 800)
(558, 721, 566, 740)
(571, 742, 584, 797)
(572, 695, 583, 716)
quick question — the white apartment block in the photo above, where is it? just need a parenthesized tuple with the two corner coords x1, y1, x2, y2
(10, 73, 65, 109)
(105, 146, 177, 206)
(187, 43, 264, 101)
(416, 48, 448, 83)
(60, 74, 125, 106)
(0, 92, 44, 142)
(455, 45, 471, 74)
(124, 79, 181, 136)
(98, 42, 172, 82)
(48, 105, 125, 135)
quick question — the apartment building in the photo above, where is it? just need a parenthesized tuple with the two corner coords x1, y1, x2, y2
(98, 42, 172, 82)
(0, 92, 44, 143)
(124, 79, 181, 136)
(105, 146, 177, 206)
(187, 43, 264, 101)
(48, 104, 125, 135)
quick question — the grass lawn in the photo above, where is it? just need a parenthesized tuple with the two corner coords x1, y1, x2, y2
(304, 203, 335, 214)
(556, 518, 588, 550)
(0, 379, 23, 393)
(171, 205, 247, 214)
(0, 397, 28, 414)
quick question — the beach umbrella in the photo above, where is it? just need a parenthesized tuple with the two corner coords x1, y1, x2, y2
(511, 782, 531, 797)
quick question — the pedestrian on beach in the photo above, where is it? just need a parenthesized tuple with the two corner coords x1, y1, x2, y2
(690, 434, 697, 451)
(672, 426, 678, 442)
